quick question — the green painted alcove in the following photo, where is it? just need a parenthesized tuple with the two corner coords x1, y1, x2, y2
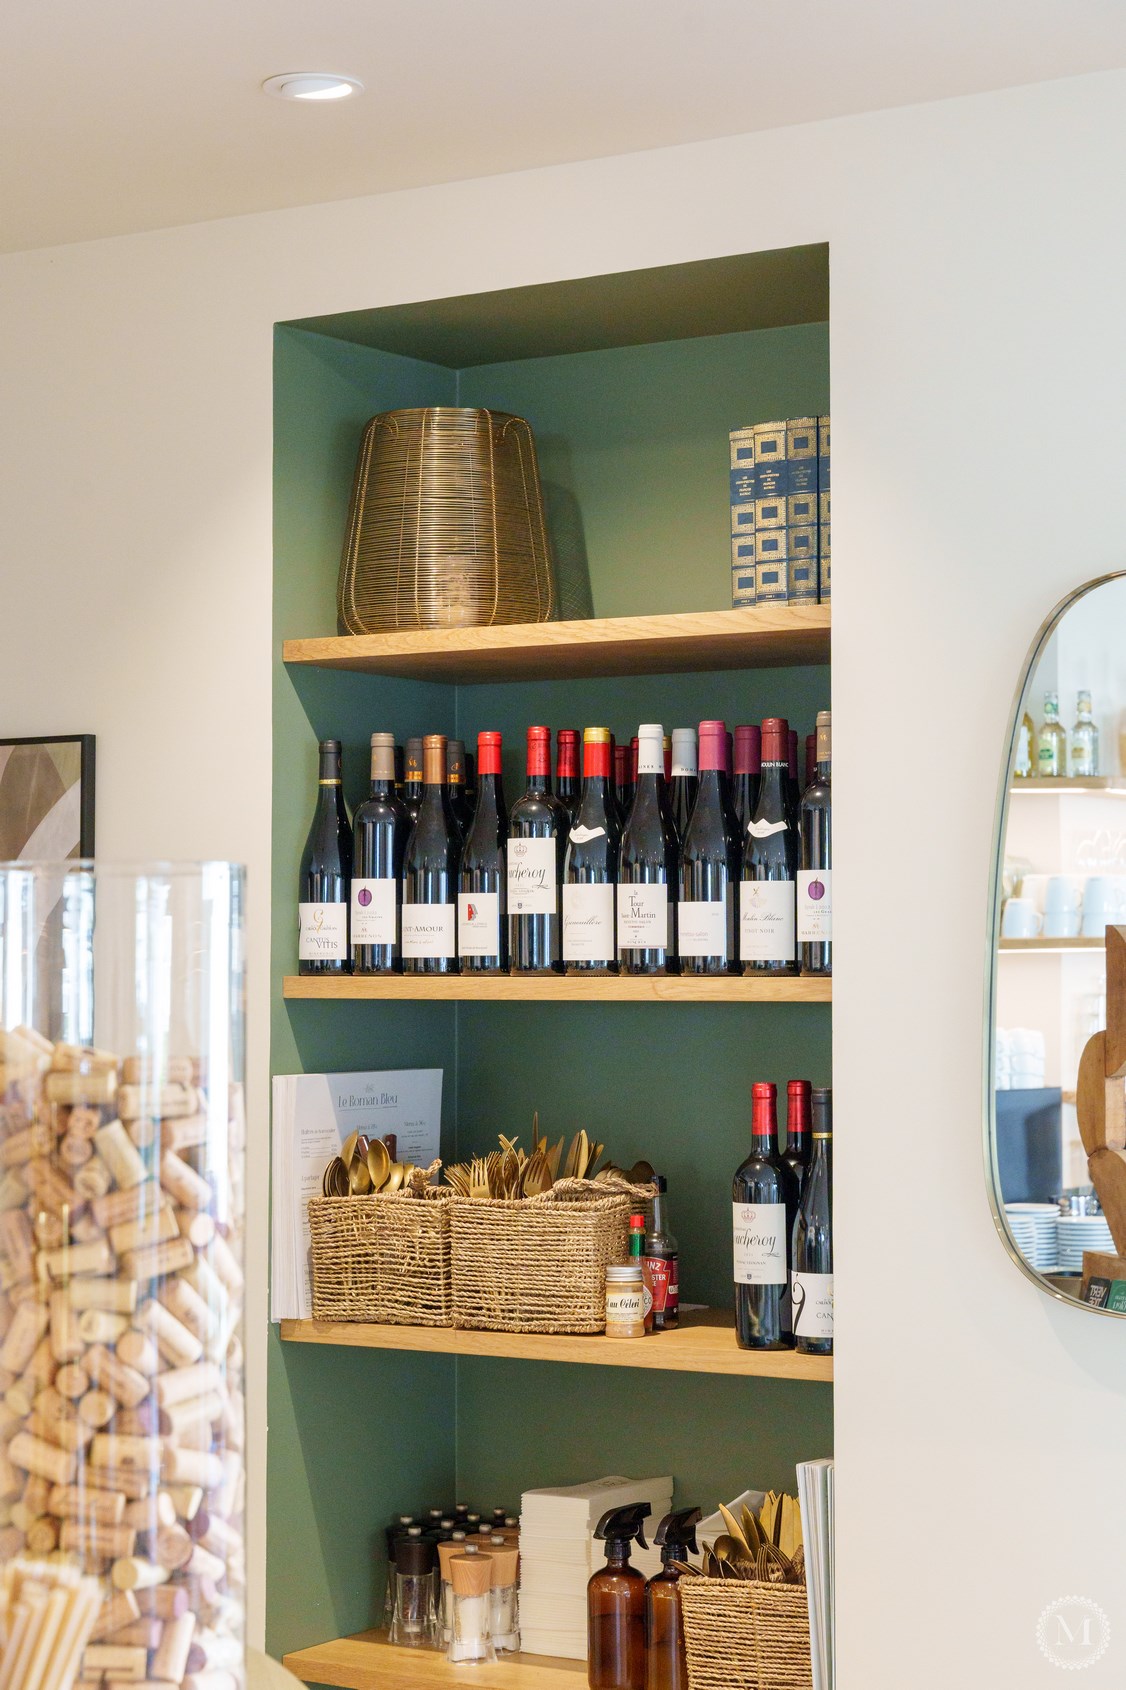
(268, 252, 833, 1670)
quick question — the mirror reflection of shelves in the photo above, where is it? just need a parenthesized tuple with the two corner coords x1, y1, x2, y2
(999, 937, 1106, 952)
(1009, 777, 1126, 794)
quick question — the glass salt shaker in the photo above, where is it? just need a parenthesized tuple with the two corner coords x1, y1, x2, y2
(448, 1547, 495, 1664)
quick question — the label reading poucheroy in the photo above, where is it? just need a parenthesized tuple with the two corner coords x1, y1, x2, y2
(401, 903, 456, 959)
(457, 891, 500, 957)
(791, 1271, 834, 1340)
(350, 879, 396, 947)
(617, 882, 669, 953)
(299, 902, 348, 960)
(732, 1201, 788, 1285)
(797, 869, 832, 943)
(739, 880, 795, 962)
(562, 883, 615, 962)
(677, 899, 728, 958)
(507, 836, 557, 916)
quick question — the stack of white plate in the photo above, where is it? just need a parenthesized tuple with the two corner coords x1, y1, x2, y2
(1005, 1204, 1060, 1270)
(1056, 1212, 1113, 1272)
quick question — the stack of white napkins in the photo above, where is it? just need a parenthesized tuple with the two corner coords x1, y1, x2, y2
(519, 1475, 673, 1660)
(797, 1459, 835, 1690)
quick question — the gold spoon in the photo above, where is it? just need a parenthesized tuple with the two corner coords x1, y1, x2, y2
(340, 1130, 360, 1170)
(385, 1162, 405, 1193)
(349, 1158, 372, 1195)
(367, 1137, 391, 1191)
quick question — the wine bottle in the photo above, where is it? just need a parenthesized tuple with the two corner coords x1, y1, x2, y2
(618, 723, 679, 976)
(458, 730, 508, 973)
(662, 734, 673, 785)
(563, 727, 620, 975)
(782, 1078, 811, 1192)
(669, 728, 698, 842)
(786, 729, 801, 827)
(678, 719, 739, 975)
(805, 733, 816, 792)
(446, 739, 473, 839)
(351, 732, 408, 975)
(464, 749, 477, 808)
(740, 717, 799, 976)
(798, 709, 831, 976)
(403, 737, 424, 829)
(507, 726, 566, 974)
(642, 1175, 679, 1332)
(556, 729, 581, 822)
(732, 725, 761, 836)
(615, 743, 634, 820)
(298, 738, 353, 976)
(791, 1088, 832, 1356)
(402, 733, 460, 974)
(732, 1081, 800, 1350)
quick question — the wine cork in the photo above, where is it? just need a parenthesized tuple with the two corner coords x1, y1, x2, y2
(55, 1362, 90, 1400)
(9, 1430, 77, 1486)
(93, 1122, 146, 1192)
(85, 1345, 151, 1410)
(0, 1301, 49, 1373)
(59, 1135, 94, 1169)
(122, 1056, 195, 1088)
(81, 1642, 148, 1676)
(206, 1235, 243, 1299)
(135, 1584, 188, 1619)
(121, 1236, 193, 1284)
(37, 1236, 114, 1283)
(51, 1043, 118, 1074)
(91, 1183, 162, 1233)
(160, 1445, 221, 1489)
(0, 1127, 46, 1167)
(78, 1309, 129, 1345)
(112, 1399, 160, 1438)
(150, 1609, 195, 1680)
(108, 1616, 164, 1648)
(33, 1212, 66, 1250)
(155, 1522, 193, 1570)
(66, 1106, 103, 1141)
(117, 1082, 199, 1123)
(90, 1434, 162, 1474)
(154, 1362, 221, 1410)
(123, 1490, 176, 1531)
(48, 1483, 126, 1524)
(115, 1330, 159, 1378)
(0, 1445, 19, 1505)
(161, 1392, 223, 1443)
(50, 1289, 85, 1362)
(89, 1588, 141, 1641)
(159, 1151, 212, 1212)
(124, 1116, 158, 1151)
(69, 1278, 138, 1315)
(163, 1484, 202, 1523)
(157, 1278, 210, 1345)
(109, 1558, 169, 1592)
(61, 1518, 138, 1559)
(0, 1211, 33, 1282)
(45, 1069, 116, 1106)
(84, 1464, 153, 1501)
(135, 1299, 202, 1368)
(176, 1210, 215, 1248)
(108, 1206, 178, 1258)
(69, 1211, 107, 1246)
(199, 1514, 241, 1561)
(74, 1156, 113, 1200)
(26, 1155, 81, 1214)
(25, 1514, 60, 1554)
(76, 1389, 116, 1429)
(209, 1450, 242, 1519)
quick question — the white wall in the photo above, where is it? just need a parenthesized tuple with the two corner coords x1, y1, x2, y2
(3, 65, 1126, 1685)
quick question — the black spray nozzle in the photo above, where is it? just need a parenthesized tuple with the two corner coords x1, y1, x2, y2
(594, 1501, 651, 1552)
(655, 1506, 702, 1558)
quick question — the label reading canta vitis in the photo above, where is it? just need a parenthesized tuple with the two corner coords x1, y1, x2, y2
(796, 869, 832, 943)
(507, 837, 557, 916)
(617, 882, 668, 953)
(739, 880, 795, 962)
(791, 1271, 833, 1340)
(350, 879, 396, 947)
(401, 903, 456, 959)
(299, 902, 347, 961)
(732, 1201, 788, 1285)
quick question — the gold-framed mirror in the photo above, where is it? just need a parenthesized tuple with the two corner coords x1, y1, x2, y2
(987, 571, 1126, 1316)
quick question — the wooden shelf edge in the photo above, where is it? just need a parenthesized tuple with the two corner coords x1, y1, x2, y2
(278, 1310, 833, 1382)
(999, 938, 1105, 952)
(284, 1630, 586, 1689)
(282, 974, 831, 1003)
(1010, 777, 1126, 793)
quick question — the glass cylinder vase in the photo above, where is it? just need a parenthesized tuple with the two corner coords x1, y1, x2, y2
(0, 862, 246, 1690)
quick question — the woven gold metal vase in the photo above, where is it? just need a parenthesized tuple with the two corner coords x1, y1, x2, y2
(336, 406, 557, 633)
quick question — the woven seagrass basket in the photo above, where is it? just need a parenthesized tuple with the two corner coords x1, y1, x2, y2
(336, 406, 556, 633)
(449, 1178, 652, 1334)
(308, 1187, 452, 1325)
(680, 1578, 812, 1690)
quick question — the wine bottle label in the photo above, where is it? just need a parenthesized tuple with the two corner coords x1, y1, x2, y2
(617, 882, 668, 952)
(507, 837, 558, 915)
(796, 869, 832, 942)
(732, 1201, 788, 1285)
(569, 823, 607, 843)
(299, 902, 348, 960)
(458, 891, 501, 956)
(739, 880, 796, 961)
(746, 817, 788, 838)
(401, 903, 456, 959)
(678, 899, 728, 958)
(350, 879, 396, 946)
(562, 883, 615, 961)
(791, 1271, 833, 1339)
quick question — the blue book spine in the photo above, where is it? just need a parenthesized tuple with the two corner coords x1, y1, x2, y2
(730, 501, 756, 535)
(755, 527, 789, 603)
(731, 533, 757, 571)
(752, 422, 787, 499)
(729, 429, 756, 537)
(786, 418, 818, 497)
(787, 526, 818, 602)
(817, 414, 831, 602)
(731, 563, 757, 607)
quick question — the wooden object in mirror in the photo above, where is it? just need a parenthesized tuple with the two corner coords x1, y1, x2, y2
(1075, 925, 1126, 1252)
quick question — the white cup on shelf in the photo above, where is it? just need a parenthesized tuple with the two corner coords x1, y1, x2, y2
(1082, 877, 1119, 938)
(1044, 875, 1080, 914)
(1002, 898, 1042, 939)
(1043, 909, 1080, 938)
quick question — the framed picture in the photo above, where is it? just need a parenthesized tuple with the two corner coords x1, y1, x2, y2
(0, 735, 95, 860)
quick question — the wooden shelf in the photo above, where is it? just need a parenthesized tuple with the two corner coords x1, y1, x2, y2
(282, 605, 830, 685)
(284, 973, 830, 1003)
(284, 1630, 584, 1689)
(279, 1308, 833, 1382)
(999, 937, 1105, 952)
(1010, 778, 1126, 793)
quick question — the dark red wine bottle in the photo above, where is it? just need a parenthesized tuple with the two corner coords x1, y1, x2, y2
(732, 1082, 799, 1350)
(791, 1088, 832, 1356)
(786, 729, 801, 828)
(563, 728, 620, 975)
(556, 729, 581, 822)
(732, 725, 761, 837)
(805, 733, 817, 792)
(351, 732, 407, 975)
(669, 728, 698, 842)
(678, 720, 739, 975)
(299, 738, 352, 975)
(798, 710, 832, 977)
(508, 726, 566, 974)
(618, 723, 678, 975)
(458, 731, 507, 973)
(446, 739, 473, 840)
(782, 1078, 811, 1192)
(740, 717, 798, 976)
(402, 737, 424, 829)
(615, 744, 634, 820)
(402, 734, 459, 974)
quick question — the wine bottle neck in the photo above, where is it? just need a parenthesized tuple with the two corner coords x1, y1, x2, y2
(369, 779, 395, 799)
(524, 772, 550, 795)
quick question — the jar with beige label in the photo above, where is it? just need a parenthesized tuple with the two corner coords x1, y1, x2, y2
(605, 1263, 646, 1339)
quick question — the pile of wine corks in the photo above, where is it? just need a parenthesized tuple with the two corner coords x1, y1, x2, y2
(0, 1028, 246, 1690)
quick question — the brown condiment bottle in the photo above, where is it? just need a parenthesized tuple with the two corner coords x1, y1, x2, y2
(588, 1502, 650, 1690)
(645, 1508, 701, 1690)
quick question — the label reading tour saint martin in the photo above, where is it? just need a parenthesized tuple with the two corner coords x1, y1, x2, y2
(350, 879, 396, 947)
(732, 1201, 788, 1285)
(739, 881, 795, 962)
(791, 1271, 834, 1342)
(458, 891, 501, 957)
(562, 883, 615, 962)
(617, 882, 670, 952)
(401, 904, 456, 959)
(299, 903, 348, 961)
(796, 869, 832, 943)
(507, 836, 557, 916)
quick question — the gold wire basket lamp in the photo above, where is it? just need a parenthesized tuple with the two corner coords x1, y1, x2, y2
(336, 406, 557, 632)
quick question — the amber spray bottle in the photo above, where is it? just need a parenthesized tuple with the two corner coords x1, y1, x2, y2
(588, 1502, 651, 1690)
(645, 1508, 701, 1690)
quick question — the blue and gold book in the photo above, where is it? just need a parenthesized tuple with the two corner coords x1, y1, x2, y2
(731, 533, 756, 571)
(817, 414, 831, 602)
(786, 418, 818, 497)
(731, 501, 756, 536)
(752, 422, 787, 498)
(731, 563, 757, 607)
(756, 527, 789, 602)
(787, 527, 818, 602)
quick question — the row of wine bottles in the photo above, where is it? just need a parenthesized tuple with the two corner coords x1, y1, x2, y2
(298, 712, 831, 976)
(733, 1080, 832, 1354)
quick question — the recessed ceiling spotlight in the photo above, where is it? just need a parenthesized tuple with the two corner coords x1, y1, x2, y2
(262, 72, 364, 102)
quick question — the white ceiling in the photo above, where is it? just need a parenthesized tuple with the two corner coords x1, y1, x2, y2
(4, 0, 1126, 254)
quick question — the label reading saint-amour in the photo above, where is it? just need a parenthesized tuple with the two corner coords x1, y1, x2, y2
(739, 880, 795, 962)
(299, 902, 348, 961)
(617, 882, 669, 951)
(732, 1201, 788, 1285)
(796, 869, 832, 943)
(401, 903, 456, 959)
(791, 1271, 834, 1341)
(562, 883, 615, 962)
(457, 891, 500, 957)
(350, 879, 396, 947)
(507, 836, 557, 916)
